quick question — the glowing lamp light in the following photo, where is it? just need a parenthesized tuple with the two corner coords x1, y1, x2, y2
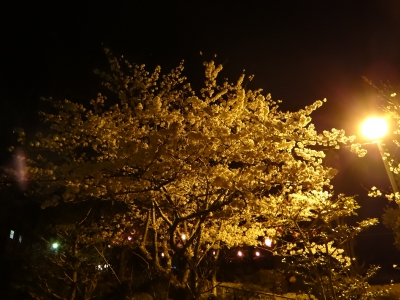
(265, 237, 272, 247)
(237, 250, 243, 257)
(161, 252, 165, 257)
(127, 236, 132, 241)
(52, 242, 59, 250)
(181, 234, 186, 241)
(212, 251, 216, 255)
(361, 117, 388, 140)
(255, 251, 260, 257)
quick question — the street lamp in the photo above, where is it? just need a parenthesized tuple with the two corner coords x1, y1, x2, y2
(361, 117, 399, 193)
(361, 117, 388, 140)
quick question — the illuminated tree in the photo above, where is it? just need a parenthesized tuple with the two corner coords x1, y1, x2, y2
(278, 194, 379, 299)
(4, 49, 373, 299)
(363, 81, 400, 254)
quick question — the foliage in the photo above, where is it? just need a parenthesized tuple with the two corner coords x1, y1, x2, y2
(274, 195, 379, 299)
(2, 49, 374, 299)
(363, 79, 400, 252)
(26, 201, 123, 299)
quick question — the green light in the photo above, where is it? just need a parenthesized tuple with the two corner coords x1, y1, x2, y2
(52, 242, 59, 250)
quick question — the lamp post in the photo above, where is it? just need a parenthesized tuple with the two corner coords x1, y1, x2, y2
(361, 117, 399, 194)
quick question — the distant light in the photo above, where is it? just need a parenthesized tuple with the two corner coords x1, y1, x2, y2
(212, 251, 216, 255)
(127, 236, 132, 241)
(237, 250, 243, 257)
(52, 242, 59, 250)
(10, 230, 14, 239)
(19, 235, 22, 243)
(361, 117, 388, 140)
(161, 252, 165, 257)
(181, 234, 186, 241)
(265, 237, 272, 247)
(96, 265, 103, 270)
(255, 251, 260, 257)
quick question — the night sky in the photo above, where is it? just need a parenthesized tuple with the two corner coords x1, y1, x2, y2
(2, 0, 400, 281)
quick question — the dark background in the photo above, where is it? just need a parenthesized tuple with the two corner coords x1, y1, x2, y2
(1, 0, 400, 282)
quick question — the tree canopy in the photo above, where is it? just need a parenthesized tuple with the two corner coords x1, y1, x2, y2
(2, 49, 378, 299)
(365, 82, 400, 253)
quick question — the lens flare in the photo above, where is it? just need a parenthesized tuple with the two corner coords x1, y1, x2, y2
(14, 148, 29, 190)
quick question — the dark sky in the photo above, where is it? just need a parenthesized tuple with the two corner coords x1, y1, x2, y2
(2, 0, 400, 278)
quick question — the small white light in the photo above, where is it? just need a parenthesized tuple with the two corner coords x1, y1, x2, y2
(10, 230, 14, 239)
(255, 251, 260, 257)
(181, 234, 186, 241)
(265, 238, 272, 247)
(237, 250, 243, 257)
(212, 251, 216, 255)
(52, 242, 59, 250)
(161, 252, 165, 257)
(19, 235, 22, 243)
(127, 236, 132, 241)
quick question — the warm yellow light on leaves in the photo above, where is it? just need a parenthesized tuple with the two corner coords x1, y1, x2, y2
(361, 117, 388, 140)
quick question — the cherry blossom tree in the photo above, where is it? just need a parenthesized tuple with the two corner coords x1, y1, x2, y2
(364, 80, 400, 254)
(4, 49, 373, 299)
